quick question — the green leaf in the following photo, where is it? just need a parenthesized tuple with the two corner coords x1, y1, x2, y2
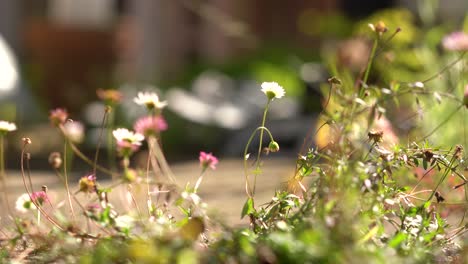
(179, 217, 205, 241)
(423, 200, 431, 209)
(422, 158, 428, 170)
(241, 197, 255, 219)
(388, 232, 407, 248)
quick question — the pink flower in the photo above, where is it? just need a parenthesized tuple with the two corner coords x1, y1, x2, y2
(442, 31, 468, 51)
(31, 191, 49, 206)
(49, 108, 68, 126)
(134, 116, 168, 137)
(199, 151, 218, 170)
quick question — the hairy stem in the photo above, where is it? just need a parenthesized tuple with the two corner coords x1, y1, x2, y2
(63, 142, 76, 220)
(0, 136, 12, 215)
(362, 38, 379, 90)
(243, 126, 274, 198)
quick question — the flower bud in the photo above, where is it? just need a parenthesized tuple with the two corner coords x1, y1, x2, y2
(48, 152, 62, 169)
(123, 169, 137, 183)
(268, 141, 280, 152)
(375, 21, 387, 34)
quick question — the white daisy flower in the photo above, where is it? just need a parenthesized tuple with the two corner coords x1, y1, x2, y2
(112, 128, 144, 155)
(261, 82, 285, 100)
(134, 92, 168, 110)
(15, 193, 34, 213)
(112, 128, 144, 143)
(0, 120, 16, 134)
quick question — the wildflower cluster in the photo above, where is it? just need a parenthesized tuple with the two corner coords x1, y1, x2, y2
(0, 13, 467, 263)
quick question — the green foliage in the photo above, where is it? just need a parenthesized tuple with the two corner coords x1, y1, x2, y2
(1, 5, 467, 264)
(251, 62, 304, 98)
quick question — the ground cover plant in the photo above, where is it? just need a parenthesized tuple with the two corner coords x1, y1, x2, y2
(0, 17, 468, 263)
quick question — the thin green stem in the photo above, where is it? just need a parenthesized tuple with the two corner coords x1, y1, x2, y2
(363, 141, 377, 161)
(107, 109, 116, 171)
(243, 126, 275, 197)
(426, 153, 457, 202)
(59, 124, 119, 177)
(418, 105, 462, 142)
(0, 136, 12, 215)
(362, 38, 379, 90)
(37, 211, 41, 226)
(63, 141, 76, 220)
(256, 101, 271, 165)
(94, 107, 109, 177)
(253, 101, 271, 195)
(54, 169, 85, 212)
(20, 142, 64, 231)
(151, 136, 177, 183)
(194, 169, 206, 193)
(145, 138, 154, 216)
(421, 51, 466, 84)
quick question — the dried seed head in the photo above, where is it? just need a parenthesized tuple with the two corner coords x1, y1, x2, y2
(368, 130, 383, 143)
(435, 191, 445, 203)
(423, 150, 434, 162)
(22, 137, 32, 145)
(327, 76, 342, 85)
(454, 145, 463, 160)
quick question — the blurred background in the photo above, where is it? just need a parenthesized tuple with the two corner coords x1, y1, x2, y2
(0, 0, 467, 171)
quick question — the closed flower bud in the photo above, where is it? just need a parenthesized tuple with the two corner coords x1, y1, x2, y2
(375, 21, 387, 33)
(123, 169, 137, 183)
(268, 141, 280, 152)
(48, 152, 62, 169)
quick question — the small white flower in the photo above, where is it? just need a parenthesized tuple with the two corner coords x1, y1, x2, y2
(15, 193, 35, 213)
(63, 121, 85, 143)
(115, 215, 134, 230)
(261, 82, 285, 100)
(427, 221, 438, 233)
(0, 121, 16, 133)
(134, 92, 168, 110)
(112, 128, 144, 144)
(181, 191, 201, 205)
